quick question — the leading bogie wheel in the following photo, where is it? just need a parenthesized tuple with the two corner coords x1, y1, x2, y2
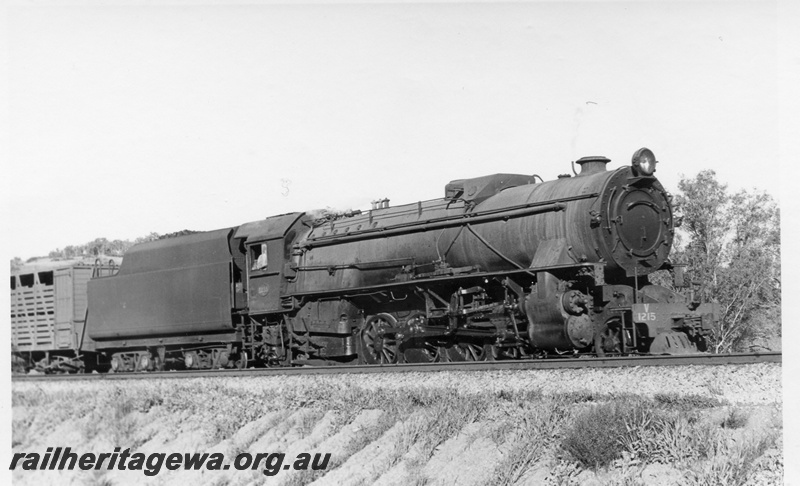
(595, 318, 624, 357)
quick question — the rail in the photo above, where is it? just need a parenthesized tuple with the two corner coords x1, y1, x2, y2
(11, 352, 781, 382)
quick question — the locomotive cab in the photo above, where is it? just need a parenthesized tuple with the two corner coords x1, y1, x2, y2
(235, 212, 305, 315)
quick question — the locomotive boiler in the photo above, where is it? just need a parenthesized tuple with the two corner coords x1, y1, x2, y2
(83, 148, 718, 371)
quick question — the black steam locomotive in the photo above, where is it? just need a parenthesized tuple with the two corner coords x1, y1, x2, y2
(66, 148, 717, 371)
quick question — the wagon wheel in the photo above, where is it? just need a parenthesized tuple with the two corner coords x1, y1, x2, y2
(11, 355, 26, 374)
(361, 313, 399, 364)
(446, 342, 494, 362)
(35, 356, 50, 374)
(595, 317, 624, 357)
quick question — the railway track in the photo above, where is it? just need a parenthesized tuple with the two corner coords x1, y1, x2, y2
(12, 352, 781, 382)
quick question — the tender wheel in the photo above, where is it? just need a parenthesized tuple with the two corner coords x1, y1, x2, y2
(446, 342, 493, 362)
(361, 313, 399, 364)
(215, 350, 230, 368)
(235, 351, 249, 369)
(137, 354, 151, 371)
(184, 351, 198, 369)
(595, 318, 624, 357)
(110, 355, 121, 372)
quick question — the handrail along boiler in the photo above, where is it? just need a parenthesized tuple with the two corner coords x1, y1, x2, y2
(80, 148, 716, 371)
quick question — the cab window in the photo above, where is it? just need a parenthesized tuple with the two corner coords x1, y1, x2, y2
(251, 243, 268, 271)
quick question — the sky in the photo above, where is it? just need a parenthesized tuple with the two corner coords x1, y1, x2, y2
(2, 0, 799, 480)
(0, 0, 788, 261)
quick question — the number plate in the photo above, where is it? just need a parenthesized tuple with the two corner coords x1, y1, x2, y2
(631, 303, 657, 323)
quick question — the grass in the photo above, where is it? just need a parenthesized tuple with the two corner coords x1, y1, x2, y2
(282, 468, 327, 486)
(415, 392, 490, 459)
(554, 395, 779, 486)
(686, 431, 778, 485)
(559, 398, 735, 468)
(317, 409, 397, 481)
(11, 375, 781, 486)
(486, 397, 570, 486)
(653, 392, 725, 411)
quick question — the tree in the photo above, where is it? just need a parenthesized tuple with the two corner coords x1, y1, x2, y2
(673, 170, 780, 353)
(27, 232, 164, 263)
(675, 170, 730, 302)
(134, 232, 161, 244)
(10, 257, 24, 272)
(715, 190, 780, 351)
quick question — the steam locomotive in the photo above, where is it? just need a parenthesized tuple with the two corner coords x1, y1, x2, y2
(17, 148, 719, 372)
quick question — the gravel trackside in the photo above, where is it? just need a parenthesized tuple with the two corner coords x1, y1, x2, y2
(215, 363, 781, 405)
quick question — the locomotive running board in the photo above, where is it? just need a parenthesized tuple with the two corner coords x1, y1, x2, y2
(286, 262, 606, 300)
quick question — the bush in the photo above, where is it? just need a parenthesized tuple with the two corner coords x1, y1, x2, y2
(561, 397, 758, 470)
(561, 401, 654, 468)
(721, 408, 749, 429)
(559, 398, 718, 468)
(625, 413, 719, 463)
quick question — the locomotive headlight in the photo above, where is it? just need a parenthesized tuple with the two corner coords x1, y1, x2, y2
(631, 147, 657, 176)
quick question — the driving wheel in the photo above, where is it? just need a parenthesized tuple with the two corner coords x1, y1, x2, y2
(361, 313, 400, 364)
